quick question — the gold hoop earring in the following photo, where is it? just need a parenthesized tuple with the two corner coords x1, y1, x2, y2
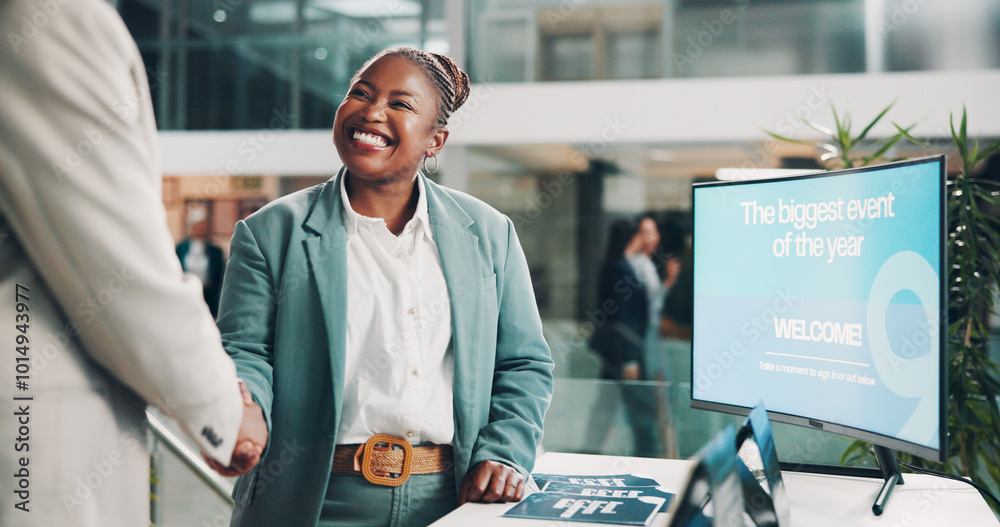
(423, 154, 439, 175)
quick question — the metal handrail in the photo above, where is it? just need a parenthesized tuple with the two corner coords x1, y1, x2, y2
(146, 409, 236, 508)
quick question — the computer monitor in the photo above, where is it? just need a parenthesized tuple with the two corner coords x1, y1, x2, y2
(690, 156, 947, 512)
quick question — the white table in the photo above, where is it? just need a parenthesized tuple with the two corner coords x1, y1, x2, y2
(431, 452, 998, 526)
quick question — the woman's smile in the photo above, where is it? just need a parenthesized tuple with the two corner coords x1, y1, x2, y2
(347, 126, 393, 150)
(332, 55, 446, 183)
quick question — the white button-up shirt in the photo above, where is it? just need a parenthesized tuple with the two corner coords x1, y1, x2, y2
(336, 174, 455, 445)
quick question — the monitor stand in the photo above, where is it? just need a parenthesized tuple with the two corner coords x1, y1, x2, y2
(779, 444, 903, 516)
(871, 445, 904, 516)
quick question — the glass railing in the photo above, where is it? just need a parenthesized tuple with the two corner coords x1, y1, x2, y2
(146, 409, 235, 526)
(540, 318, 854, 466)
(541, 378, 854, 466)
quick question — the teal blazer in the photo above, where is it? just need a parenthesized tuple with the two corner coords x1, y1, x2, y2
(218, 169, 555, 526)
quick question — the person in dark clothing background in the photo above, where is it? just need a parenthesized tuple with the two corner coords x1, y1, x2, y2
(592, 217, 653, 379)
(660, 251, 693, 341)
(587, 216, 662, 457)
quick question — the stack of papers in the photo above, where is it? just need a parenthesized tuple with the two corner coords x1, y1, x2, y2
(503, 473, 675, 525)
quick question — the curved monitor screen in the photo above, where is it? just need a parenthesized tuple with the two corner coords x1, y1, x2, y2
(691, 156, 947, 462)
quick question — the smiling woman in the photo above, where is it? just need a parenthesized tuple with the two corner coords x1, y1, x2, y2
(217, 47, 554, 527)
(331, 51, 464, 234)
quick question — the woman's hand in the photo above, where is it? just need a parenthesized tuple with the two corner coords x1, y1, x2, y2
(458, 460, 526, 505)
(204, 380, 268, 477)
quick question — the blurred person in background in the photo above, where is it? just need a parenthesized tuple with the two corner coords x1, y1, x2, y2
(587, 216, 662, 458)
(217, 47, 554, 527)
(176, 208, 226, 317)
(0, 1, 265, 525)
(629, 216, 664, 329)
(658, 234, 698, 455)
(645, 219, 686, 380)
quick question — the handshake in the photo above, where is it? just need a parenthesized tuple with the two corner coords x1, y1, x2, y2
(204, 380, 268, 477)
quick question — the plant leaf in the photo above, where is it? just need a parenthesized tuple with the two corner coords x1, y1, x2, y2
(893, 123, 939, 152)
(960, 106, 968, 147)
(762, 129, 814, 146)
(951, 113, 969, 161)
(862, 129, 906, 165)
(805, 119, 835, 138)
(972, 135, 1000, 166)
(852, 102, 895, 148)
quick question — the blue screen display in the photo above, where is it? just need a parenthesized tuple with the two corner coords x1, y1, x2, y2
(692, 157, 944, 458)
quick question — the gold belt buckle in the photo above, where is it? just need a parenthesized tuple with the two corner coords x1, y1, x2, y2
(352, 434, 413, 487)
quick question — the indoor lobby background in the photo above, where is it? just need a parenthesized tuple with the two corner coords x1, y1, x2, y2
(109, 0, 1000, 524)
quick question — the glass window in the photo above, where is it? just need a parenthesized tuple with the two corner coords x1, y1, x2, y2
(122, 0, 446, 130)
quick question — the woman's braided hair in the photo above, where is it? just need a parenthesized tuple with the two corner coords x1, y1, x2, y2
(352, 47, 470, 128)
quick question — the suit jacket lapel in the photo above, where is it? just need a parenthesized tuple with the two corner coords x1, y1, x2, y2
(424, 176, 484, 421)
(303, 169, 348, 435)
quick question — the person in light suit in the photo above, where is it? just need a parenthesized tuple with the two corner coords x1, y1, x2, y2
(219, 48, 555, 526)
(0, 1, 265, 525)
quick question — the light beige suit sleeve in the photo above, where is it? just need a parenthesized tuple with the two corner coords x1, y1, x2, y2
(0, 0, 242, 464)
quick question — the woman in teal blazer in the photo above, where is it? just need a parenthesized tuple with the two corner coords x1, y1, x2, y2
(215, 48, 554, 526)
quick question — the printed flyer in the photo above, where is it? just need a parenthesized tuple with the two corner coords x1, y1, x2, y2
(502, 492, 664, 525)
(541, 481, 674, 512)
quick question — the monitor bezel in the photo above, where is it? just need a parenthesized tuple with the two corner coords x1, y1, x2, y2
(689, 155, 949, 463)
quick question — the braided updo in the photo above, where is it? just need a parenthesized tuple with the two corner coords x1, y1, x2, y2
(352, 47, 470, 128)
